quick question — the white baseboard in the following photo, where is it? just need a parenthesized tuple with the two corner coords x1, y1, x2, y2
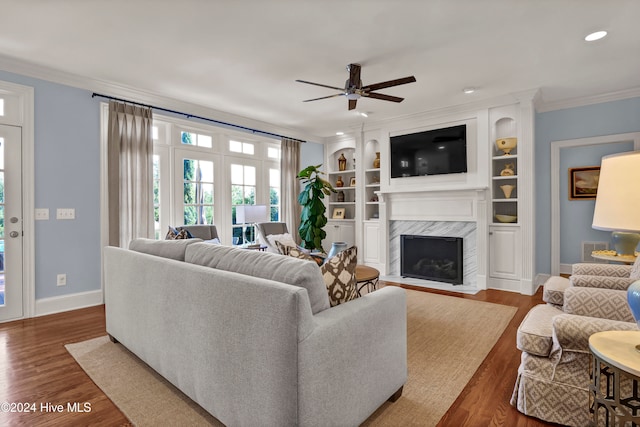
(35, 289, 103, 317)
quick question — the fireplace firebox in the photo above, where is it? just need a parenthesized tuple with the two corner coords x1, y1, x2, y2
(400, 235, 463, 285)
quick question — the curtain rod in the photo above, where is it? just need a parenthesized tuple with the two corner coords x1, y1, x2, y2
(91, 92, 306, 143)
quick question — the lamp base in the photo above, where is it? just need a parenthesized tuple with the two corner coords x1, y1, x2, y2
(612, 232, 640, 256)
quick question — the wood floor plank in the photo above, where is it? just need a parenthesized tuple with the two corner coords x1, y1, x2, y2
(0, 285, 555, 426)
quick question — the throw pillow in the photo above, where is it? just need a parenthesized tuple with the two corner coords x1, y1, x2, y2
(267, 233, 297, 251)
(275, 240, 295, 255)
(290, 246, 359, 307)
(165, 226, 192, 240)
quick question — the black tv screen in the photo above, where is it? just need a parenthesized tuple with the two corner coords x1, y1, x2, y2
(390, 124, 467, 178)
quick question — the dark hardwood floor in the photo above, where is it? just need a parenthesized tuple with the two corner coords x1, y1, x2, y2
(0, 284, 556, 426)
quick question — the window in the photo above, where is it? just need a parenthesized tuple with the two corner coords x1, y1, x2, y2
(229, 140, 254, 155)
(182, 158, 215, 225)
(269, 168, 280, 221)
(148, 113, 279, 245)
(182, 131, 212, 148)
(152, 155, 161, 239)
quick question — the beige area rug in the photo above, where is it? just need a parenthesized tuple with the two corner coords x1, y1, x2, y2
(66, 290, 516, 427)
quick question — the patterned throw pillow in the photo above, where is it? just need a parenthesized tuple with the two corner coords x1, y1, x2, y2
(275, 240, 295, 255)
(290, 246, 358, 306)
(165, 226, 192, 240)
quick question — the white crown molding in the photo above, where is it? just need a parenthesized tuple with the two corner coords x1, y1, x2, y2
(537, 87, 640, 113)
(0, 54, 324, 143)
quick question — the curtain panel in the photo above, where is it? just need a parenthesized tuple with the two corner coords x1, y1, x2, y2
(107, 101, 154, 247)
(280, 138, 301, 242)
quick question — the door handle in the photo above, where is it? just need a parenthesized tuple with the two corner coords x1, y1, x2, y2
(10, 217, 18, 223)
(9, 231, 19, 238)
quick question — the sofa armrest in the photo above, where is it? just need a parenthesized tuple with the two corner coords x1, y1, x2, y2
(552, 313, 637, 354)
(563, 287, 634, 322)
(572, 262, 631, 277)
(570, 274, 635, 290)
(297, 286, 407, 426)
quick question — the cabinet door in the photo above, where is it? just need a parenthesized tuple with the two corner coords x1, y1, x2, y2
(363, 221, 381, 263)
(489, 226, 521, 279)
(325, 221, 355, 247)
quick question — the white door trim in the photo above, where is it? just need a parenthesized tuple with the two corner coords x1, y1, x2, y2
(550, 132, 640, 276)
(0, 80, 34, 319)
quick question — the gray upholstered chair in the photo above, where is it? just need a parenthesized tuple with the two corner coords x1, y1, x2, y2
(177, 225, 219, 243)
(255, 222, 289, 253)
(512, 284, 638, 426)
(543, 256, 640, 307)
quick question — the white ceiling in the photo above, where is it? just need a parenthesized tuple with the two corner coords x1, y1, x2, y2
(1, 1, 639, 138)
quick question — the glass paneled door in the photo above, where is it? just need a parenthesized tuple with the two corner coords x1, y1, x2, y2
(0, 124, 23, 322)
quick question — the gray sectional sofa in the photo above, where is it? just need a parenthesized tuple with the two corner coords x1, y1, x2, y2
(104, 239, 407, 426)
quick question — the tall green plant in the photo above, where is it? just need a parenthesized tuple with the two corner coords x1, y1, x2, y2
(297, 164, 336, 251)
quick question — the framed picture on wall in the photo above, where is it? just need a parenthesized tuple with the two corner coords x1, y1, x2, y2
(569, 166, 600, 200)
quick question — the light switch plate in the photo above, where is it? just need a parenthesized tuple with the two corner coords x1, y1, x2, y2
(35, 208, 49, 220)
(56, 208, 75, 220)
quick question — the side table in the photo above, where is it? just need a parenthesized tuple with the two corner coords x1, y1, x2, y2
(589, 330, 640, 426)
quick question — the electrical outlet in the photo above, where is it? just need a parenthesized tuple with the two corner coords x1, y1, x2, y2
(35, 208, 49, 220)
(56, 208, 75, 220)
(57, 274, 66, 286)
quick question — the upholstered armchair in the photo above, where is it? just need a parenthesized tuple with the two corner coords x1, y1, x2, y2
(543, 256, 640, 307)
(512, 285, 638, 426)
(176, 225, 219, 243)
(255, 222, 290, 253)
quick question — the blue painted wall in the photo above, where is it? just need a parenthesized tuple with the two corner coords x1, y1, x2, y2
(535, 97, 640, 275)
(0, 69, 102, 299)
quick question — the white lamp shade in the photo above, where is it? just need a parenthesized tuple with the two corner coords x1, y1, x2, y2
(592, 151, 640, 232)
(236, 205, 268, 224)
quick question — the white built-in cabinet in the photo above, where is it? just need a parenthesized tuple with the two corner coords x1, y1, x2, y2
(324, 141, 356, 250)
(487, 100, 535, 294)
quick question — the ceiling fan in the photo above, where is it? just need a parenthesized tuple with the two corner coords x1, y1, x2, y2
(296, 63, 416, 111)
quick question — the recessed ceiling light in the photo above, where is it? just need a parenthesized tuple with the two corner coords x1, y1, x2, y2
(336, 131, 344, 136)
(585, 30, 607, 42)
(463, 87, 476, 94)
(359, 112, 369, 118)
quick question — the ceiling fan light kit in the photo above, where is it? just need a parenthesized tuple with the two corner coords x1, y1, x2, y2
(296, 63, 416, 110)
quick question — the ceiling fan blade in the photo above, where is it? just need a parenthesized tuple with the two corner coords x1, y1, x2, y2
(348, 63, 361, 89)
(296, 79, 345, 91)
(363, 76, 416, 92)
(303, 93, 345, 102)
(364, 92, 404, 103)
(348, 99, 358, 110)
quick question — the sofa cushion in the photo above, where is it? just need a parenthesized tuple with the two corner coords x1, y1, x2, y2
(184, 243, 330, 314)
(516, 304, 563, 357)
(542, 276, 570, 306)
(129, 238, 202, 261)
(290, 246, 359, 307)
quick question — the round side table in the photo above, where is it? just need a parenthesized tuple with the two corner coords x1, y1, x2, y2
(589, 330, 640, 426)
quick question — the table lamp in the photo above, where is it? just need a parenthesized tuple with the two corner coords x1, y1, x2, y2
(236, 205, 268, 245)
(592, 151, 640, 256)
(592, 151, 640, 342)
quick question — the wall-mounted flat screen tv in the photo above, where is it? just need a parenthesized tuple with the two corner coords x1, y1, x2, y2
(390, 124, 467, 178)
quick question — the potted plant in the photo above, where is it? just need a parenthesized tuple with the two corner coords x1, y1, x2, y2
(297, 164, 336, 251)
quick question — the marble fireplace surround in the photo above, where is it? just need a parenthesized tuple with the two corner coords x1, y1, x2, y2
(378, 187, 488, 292)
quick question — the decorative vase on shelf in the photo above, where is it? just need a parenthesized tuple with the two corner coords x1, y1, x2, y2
(336, 190, 345, 202)
(338, 153, 347, 171)
(335, 176, 344, 187)
(373, 152, 381, 169)
(495, 137, 517, 155)
(500, 184, 516, 199)
(500, 163, 515, 176)
(327, 241, 349, 259)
